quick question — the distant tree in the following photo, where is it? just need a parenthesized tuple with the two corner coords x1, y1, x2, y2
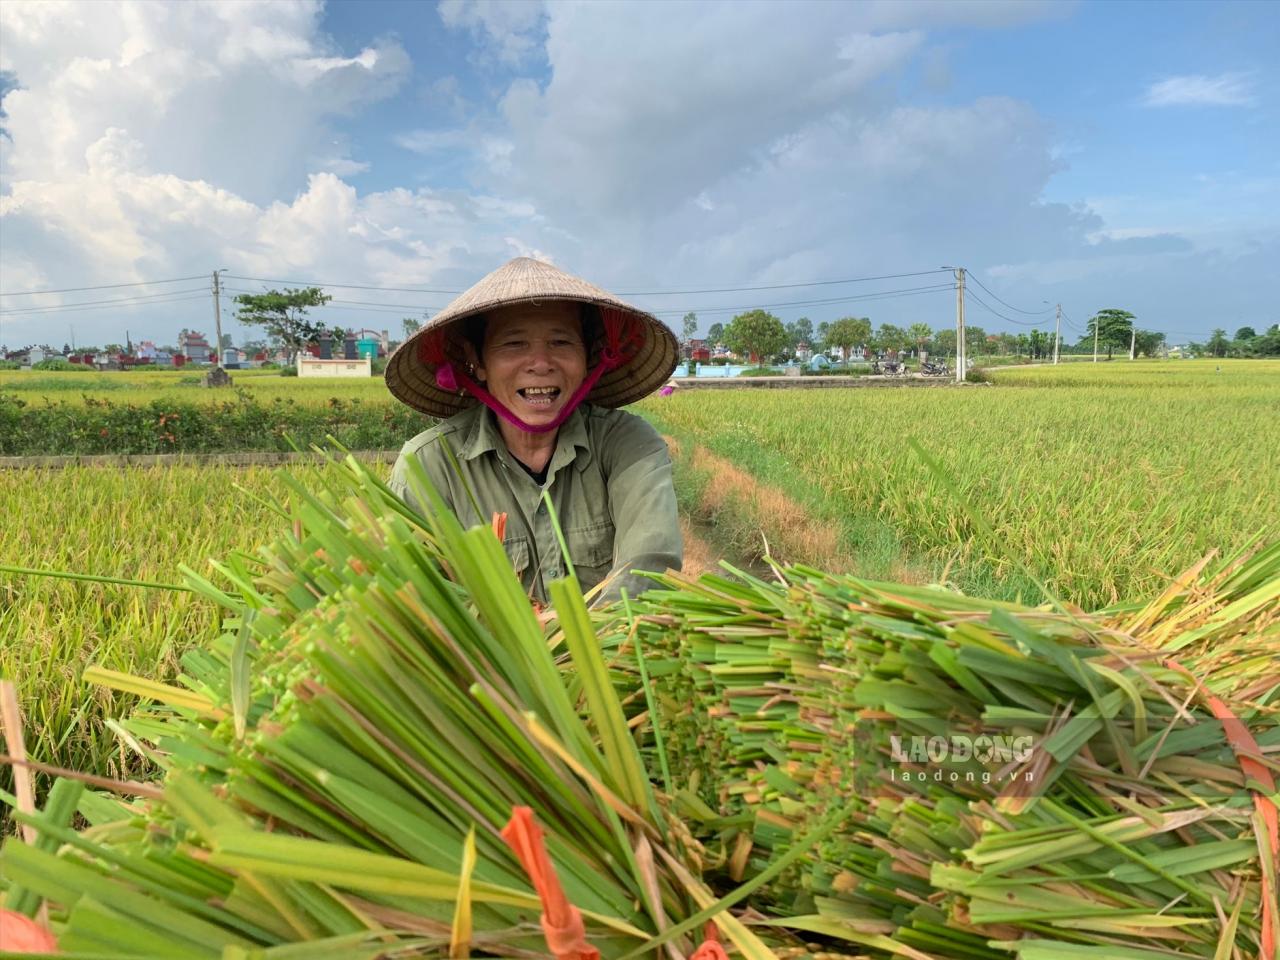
(1028, 329, 1048, 359)
(933, 329, 957, 357)
(723, 309, 788, 363)
(61, 342, 72, 355)
(1206, 328, 1230, 358)
(219, 333, 234, 350)
(874, 323, 907, 355)
(907, 323, 932, 356)
(104, 343, 123, 355)
(785, 316, 814, 353)
(1083, 309, 1136, 359)
(1229, 327, 1263, 357)
(706, 322, 724, 345)
(402, 315, 423, 339)
(1016, 333, 1031, 358)
(241, 338, 269, 355)
(826, 316, 872, 363)
(234, 287, 333, 362)
(1133, 330, 1166, 357)
(681, 312, 699, 346)
(1257, 324, 1280, 356)
(963, 325, 987, 358)
(815, 321, 830, 350)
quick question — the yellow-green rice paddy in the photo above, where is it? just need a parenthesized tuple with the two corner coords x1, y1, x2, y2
(2, 358, 1277, 797)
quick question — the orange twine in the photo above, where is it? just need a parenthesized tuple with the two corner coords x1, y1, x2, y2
(690, 921, 730, 960)
(0, 909, 58, 953)
(500, 807, 600, 960)
(1164, 658, 1278, 960)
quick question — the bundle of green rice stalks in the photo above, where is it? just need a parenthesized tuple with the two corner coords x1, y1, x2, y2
(616, 549, 1279, 960)
(2, 454, 1276, 960)
(1, 457, 819, 960)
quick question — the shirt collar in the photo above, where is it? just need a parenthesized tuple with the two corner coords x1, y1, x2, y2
(458, 403, 593, 472)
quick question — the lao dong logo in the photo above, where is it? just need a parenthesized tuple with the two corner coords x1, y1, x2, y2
(889, 734, 1037, 785)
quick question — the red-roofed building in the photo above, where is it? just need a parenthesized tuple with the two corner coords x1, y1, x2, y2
(178, 329, 212, 362)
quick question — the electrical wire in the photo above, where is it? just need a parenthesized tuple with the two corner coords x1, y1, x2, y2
(0, 290, 212, 318)
(222, 281, 957, 320)
(0, 275, 207, 297)
(221, 268, 953, 298)
(965, 272, 1054, 316)
(645, 283, 956, 318)
(221, 287, 440, 315)
(0, 286, 211, 313)
(224, 275, 461, 295)
(230, 289, 445, 312)
(619, 269, 953, 296)
(963, 288, 1052, 328)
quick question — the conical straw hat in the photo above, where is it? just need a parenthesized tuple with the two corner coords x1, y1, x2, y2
(385, 257, 679, 419)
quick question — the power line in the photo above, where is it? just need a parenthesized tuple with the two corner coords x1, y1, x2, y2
(0, 295, 212, 321)
(225, 275, 462, 295)
(620, 269, 952, 296)
(223, 281, 957, 320)
(0, 275, 207, 297)
(965, 272, 1054, 316)
(0, 289, 211, 317)
(963, 288, 1051, 327)
(0, 286, 210, 312)
(221, 287, 441, 314)
(646, 282, 956, 318)
(220, 285, 440, 316)
(0, 267, 969, 314)
(222, 267, 954, 298)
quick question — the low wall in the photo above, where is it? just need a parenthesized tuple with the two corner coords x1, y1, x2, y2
(297, 356, 372, 377)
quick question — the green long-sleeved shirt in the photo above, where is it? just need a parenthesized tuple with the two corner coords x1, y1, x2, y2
(388, 403, 682, 604)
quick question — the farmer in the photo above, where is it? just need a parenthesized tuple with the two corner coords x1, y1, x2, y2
(385, 257, 682, 605)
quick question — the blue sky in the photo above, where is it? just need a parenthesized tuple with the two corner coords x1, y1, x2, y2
(1, 0, 1276, 349)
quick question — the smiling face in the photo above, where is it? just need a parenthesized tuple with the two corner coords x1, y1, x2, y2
(473, 302, 589, 427)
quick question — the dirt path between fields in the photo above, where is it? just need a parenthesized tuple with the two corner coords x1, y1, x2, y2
(665, 434, 932, 585)
(664, 434, 848, 578)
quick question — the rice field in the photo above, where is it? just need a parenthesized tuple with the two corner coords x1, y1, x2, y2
(0, 459, 383, 791)
(0, 366, 393, 408)
(2, 358, 1276, 806)
(640, 359, 1280, 609)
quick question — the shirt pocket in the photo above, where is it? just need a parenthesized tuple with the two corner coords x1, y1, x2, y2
(502, 536, 531, 576)
(566, 519, 615, 577)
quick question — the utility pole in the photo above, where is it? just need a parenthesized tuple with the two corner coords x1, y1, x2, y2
(211, 270, 225, 369)
(954, 267, 966, 383)
(1053, 304, 1061, 365)
(1129, 326, 1136, 361)
(1093, 316, 1099, 363)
